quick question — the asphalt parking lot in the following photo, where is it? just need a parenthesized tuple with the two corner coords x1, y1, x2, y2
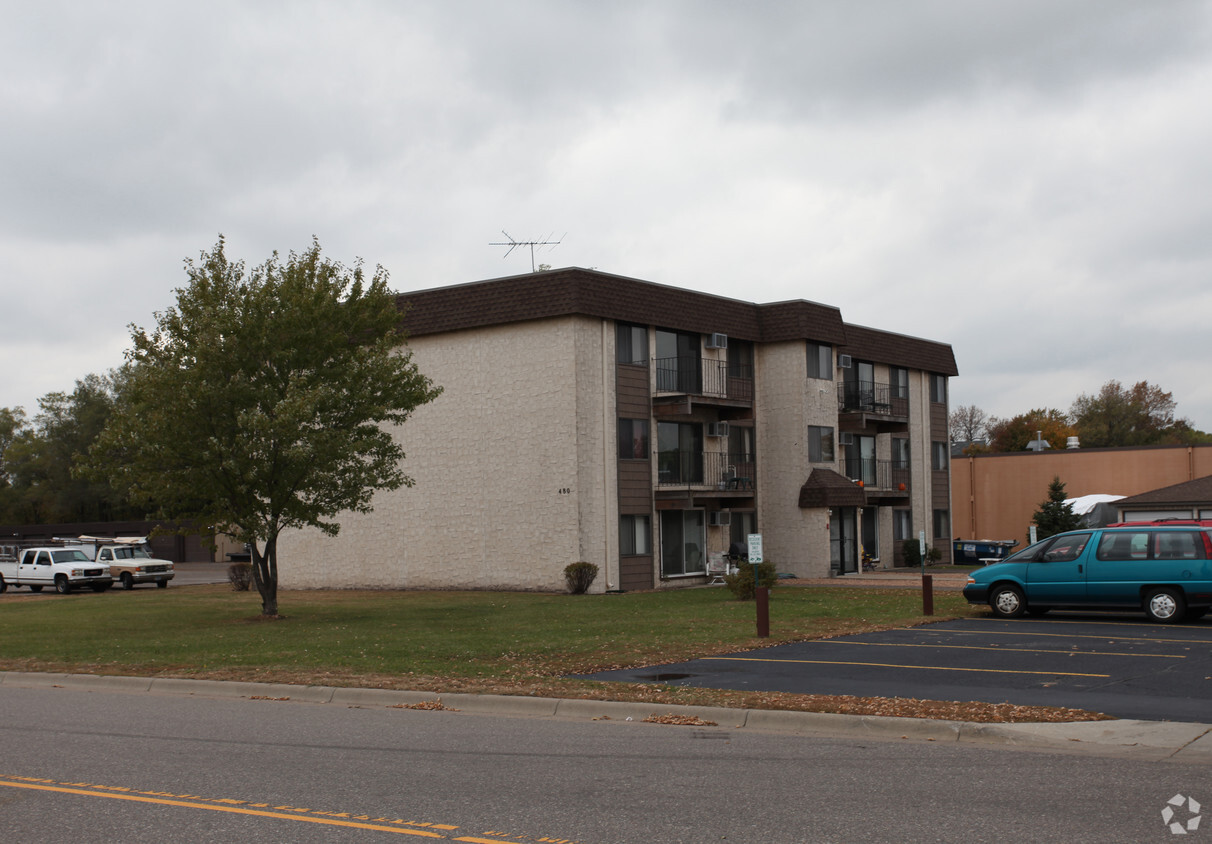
(585, 613, 1212, 722)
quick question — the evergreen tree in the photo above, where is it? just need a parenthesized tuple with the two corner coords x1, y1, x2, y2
(1032, 476, 1083, 540)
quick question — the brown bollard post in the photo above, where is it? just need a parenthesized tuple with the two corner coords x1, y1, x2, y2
(756, 586, 770, 637)
(922, 574, 934, 616)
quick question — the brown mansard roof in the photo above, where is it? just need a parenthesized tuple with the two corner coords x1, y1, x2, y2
(839, 323, 958, 377)
(397, 267, 956, 375)
(1115, 474, 1212, 507)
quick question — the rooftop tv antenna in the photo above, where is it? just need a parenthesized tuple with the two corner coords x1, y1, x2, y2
(490, 230, 564, 272)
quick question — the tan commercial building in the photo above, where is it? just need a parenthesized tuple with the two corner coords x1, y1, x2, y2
(952, 445, 1212, 545)
(279, 269, 958, 592)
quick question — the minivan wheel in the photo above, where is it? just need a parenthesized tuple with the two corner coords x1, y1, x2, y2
(989, 584, 1026, 618)
(1144, 587, 1185, 623)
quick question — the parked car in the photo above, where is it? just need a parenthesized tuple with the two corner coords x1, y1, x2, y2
(0, 547, 114, 594)
(964, 525, 1212, 623)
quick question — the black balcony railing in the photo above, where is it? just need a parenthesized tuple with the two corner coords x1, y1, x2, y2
(655, 357, 753, 402)
(657, 450, 756, 490)
(839, 457, 910, 492)
(839, 380, 908, 416)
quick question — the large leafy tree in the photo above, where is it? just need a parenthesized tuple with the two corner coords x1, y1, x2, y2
(1071, 380, 1186, 447)
(1031, 476, 1083, 540)
(985, 408, 1075, 453)
(88, 238, 441, 616)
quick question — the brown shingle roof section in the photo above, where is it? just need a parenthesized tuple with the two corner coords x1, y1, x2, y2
(396, 267, 848, 344)
(1115, 474, 1212, 506)
(798, 468, 868, 508)
(840, 323, 959, 377)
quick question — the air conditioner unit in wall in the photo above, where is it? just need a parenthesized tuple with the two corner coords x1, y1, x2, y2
(838, 354, 852, 369)
(706, 421, 730, 437)
(839, 433, 854, 446)
(709, 511, 732, 526)
(706, 333, 728, 349)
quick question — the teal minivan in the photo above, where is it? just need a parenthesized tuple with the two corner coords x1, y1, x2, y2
(963, 525, 1212, 623)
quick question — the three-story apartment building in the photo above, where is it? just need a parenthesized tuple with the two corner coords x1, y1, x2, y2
(278, 268, 957, 592)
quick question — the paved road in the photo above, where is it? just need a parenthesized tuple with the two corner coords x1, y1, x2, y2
(584, 613, 1212, 722)
(2, 682, 1210, 843)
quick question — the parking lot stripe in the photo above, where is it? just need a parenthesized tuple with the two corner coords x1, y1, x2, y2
(936, 628, 1212, 646)
(817, 640, 1185, 659)
(703, 656, 1110, 678)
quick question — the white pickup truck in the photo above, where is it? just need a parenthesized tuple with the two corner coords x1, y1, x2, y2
(71, 536, 175, 590)
(0, 547, 114, 594)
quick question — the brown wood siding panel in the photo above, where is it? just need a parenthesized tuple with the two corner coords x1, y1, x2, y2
(616, 364, 650, 416)
(619, 556, 654, 591)
(929, 403, 948, 440)
(618, 461, 652, 510)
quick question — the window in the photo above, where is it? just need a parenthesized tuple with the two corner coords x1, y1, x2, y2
(931, 441, 948, 471)
(933, 509, 951, 541)
(807, 343, 832, 380)
(729, 511, 755, 553)
(619, 515, 651, 556)
(890, 367, 909, 400)
(930, 373, 947, 404)
(1155, 531, 1202, 560)
(893, 510, 911, 542)
(617, 419, 649, 459)
(808, 426, 834, 463)
(727, 340, 754, 379)
(1096, 531, 1148, 561)
(655, 329, 702, 392)
(616, 323, 648, 365)
(661, 510, 706, 576)
(891, 438, 910, 469)
(1038, 532, 1090, 562)
(657, 421, 703, 483)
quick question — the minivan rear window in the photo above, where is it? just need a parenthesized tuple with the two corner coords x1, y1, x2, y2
(1154, 531, 1202, 560)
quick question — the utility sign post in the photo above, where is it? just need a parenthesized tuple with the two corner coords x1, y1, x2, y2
(747, 534, 769, 637)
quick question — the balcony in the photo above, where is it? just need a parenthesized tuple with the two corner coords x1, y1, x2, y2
(839, 457, 910, 498)
(838, 380, 908, 432)
(656, 450, 756, 493)
(654, 357, 753, 406)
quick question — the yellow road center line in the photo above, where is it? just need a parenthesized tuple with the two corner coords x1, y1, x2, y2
(817, 640, 1185, 659)
(703, 656, 1109, 678)
(0, 780, 447, 838)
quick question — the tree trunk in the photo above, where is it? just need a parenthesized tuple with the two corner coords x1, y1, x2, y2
(250, 536, 279, 617)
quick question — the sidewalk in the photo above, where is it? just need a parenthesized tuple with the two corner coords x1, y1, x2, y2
(3, 671, 1208, 764)
(783, 569, 969, 590)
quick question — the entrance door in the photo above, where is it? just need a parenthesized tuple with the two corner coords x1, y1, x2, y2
(831, 508, 858, 574)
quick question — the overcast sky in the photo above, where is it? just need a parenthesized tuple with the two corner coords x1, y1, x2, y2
(4, 1, 1211, 432)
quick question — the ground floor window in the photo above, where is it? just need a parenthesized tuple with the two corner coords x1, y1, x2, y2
(893, 509, 911, 541)
(660, 509, 706, 576)
(729, 511, 756, 556)
(933, 509, 950, 541)
(619, 515, 651, 556)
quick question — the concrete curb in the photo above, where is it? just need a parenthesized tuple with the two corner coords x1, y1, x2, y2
(3, 671, 1209, 762)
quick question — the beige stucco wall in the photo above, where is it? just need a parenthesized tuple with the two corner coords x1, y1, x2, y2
(278, 315, 613, 592)
(754, 341, 834, 577)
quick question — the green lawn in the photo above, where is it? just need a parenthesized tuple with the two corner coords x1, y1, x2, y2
(0, 584, 1101, 722)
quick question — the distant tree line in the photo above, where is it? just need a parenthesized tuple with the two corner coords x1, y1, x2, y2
(0, 371, 147, 524)
(949, 380, 1212, 454)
